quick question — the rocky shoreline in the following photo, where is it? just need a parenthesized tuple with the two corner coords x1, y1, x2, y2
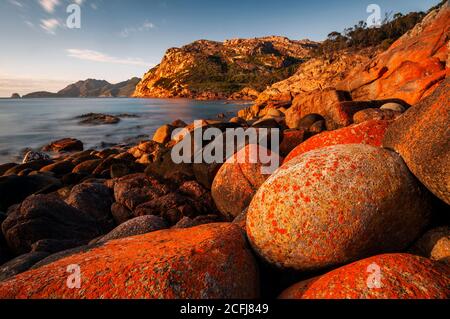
(0, 5, 448, 299)
(0, 77, 448, 298)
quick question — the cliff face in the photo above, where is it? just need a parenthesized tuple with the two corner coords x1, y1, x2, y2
(133, 36, 318, 100)
(254, 47, 381, 105)
(22, 78, 141, 98)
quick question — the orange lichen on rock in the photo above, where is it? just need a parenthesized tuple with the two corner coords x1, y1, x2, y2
(247, 144, 431, 271)
(284, 120, 391, 164)
(212, 144, 282, 219)
(0, 223, 259, 299)
(279, 254, 450, 299)
(337, 6, 449, 105)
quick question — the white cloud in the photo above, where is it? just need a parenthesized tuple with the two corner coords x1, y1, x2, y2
(38, 0, 60, 13)
(40, 18, 61, 34)
(24, 20, 35, 28)
(120, 21, 156, 38)
(8, 0, 23, 8)
(66, 49, 153, 67)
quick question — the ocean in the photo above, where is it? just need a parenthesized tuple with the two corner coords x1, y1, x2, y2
(0, 98, 247, 164)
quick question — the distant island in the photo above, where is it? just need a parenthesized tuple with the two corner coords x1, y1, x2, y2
(22, 78, 141, 98)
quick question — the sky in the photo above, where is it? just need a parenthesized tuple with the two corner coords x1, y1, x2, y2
(0, 0, 441, 97)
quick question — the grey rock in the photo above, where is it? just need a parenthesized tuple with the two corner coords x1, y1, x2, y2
(95, 215, 168, 243)
(0, 252, 50, 282)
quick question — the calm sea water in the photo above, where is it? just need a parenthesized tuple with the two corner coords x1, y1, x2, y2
(0, 98, 247, 164)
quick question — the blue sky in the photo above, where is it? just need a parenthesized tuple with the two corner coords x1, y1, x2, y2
(0, 0, 441, 96)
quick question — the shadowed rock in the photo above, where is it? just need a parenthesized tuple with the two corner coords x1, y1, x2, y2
(2, 194, 101, 255)
(383, 77, 450, 205)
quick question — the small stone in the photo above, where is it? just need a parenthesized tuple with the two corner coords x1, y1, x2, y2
(353, 108, 401, 124)
(42, 138, 83, 153)
(265, 109, 284, 118)
(380, 102, 406, 113)
(40, 161, 75, 176)
(308, 120, 326, 135)
(296, 114, 325, 130)
(171, 119, 187, 128)
(173, 215, 222, 229)
(252, 117, 281, 129)
(410, 226, 450, 263)
(229, 117, 247, 125)
(134, 193, 197, 221)
(22, 151, 51, 164)
(5, 160, 53, 176)
(110, 163, 131, 178)
(76, 113, 120, 125)
(72, 159, 102, 174)
(153, 124, 175, 144)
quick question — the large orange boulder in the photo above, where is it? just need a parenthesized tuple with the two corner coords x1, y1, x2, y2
(383, 77, 450, 205)
(247, 144, 431, 271)
(284, 120, 391, 164)
(337, 6, 449, 105)
(279, 254, 450, 299)
(212, 145, 282, 219)
(0, 223, 259, 299)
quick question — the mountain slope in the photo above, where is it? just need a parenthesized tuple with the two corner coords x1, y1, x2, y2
(56, 79, 110, 97)
(133, 36, 318, 100)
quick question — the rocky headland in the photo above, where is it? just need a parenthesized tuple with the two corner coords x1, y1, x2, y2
(133, 36, 318, 100)
(22, 78, 141, 98)
(0, 3, 448, 299)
